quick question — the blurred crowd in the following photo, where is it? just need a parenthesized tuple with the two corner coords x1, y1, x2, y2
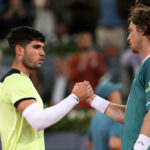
(0, 0, 142, 106)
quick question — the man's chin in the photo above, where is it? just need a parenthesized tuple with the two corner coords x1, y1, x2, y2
(33, 66, 41, 70)
(131, 48, 138, 54)
(27, 66, 41, 70)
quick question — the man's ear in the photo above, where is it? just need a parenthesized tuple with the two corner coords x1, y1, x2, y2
(141, 26, 147, 35)
(15, 45, 24, 57)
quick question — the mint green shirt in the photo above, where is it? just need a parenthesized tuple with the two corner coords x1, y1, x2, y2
(122, 57, 150, 150)
(0, 69, 45, 150)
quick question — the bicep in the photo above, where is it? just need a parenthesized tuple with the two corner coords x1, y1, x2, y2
(17, 99, 37, 113)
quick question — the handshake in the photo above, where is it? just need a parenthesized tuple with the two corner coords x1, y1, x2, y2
(72, 81, 96, 104)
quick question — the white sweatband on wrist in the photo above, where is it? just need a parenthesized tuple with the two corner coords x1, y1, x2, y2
(22, 94, 78, 131)
(91, 95, 110, 114)
(134, 134, 150, 150)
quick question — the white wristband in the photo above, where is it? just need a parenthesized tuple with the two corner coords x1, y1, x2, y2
(134, 134, 150, 150)
(71, 93, 79, 104)
(91, 95, 110, 114)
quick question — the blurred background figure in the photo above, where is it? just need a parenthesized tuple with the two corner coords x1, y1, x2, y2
(0, 50, 9, 80)
(66, 32, 106, 91)
(56, 22, 70, 44)
(50, 56, 69, 105)
(66, 32, 106, 108)
(32, 0, 57, 44)
(86, 81, 123, 150)
(120, 47, 142, 99)
(67, 0, 96, 34)
(95, 0, 135, 52)
(0, 0, 34, 41)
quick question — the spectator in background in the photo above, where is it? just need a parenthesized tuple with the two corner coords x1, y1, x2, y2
(32, 0, 57, 44)
(56, 22, 70, 44)
(0, 50, 9, 80)
(86, 81, 123, 150)
(50, 56, 69, 105)
(95, 0, 135, 52)
(95, 0, 135, 98)
(67, 0, 96, 34)
(42, 56, 70, 105)
(66, 32, 106, 91)
(0, 0, 34, 40)
(66, 32, 106, 108)
(120, 48, 142, 98)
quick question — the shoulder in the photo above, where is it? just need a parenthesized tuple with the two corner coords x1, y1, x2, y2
(4, 73, 29, 85)
(2, 69, 31, 90)
(143, 57, 150, 68)
(1, 68, 22, 82)
(137, 58, 150, 76)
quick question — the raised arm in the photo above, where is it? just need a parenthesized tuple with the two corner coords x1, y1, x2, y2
(18, 81, 93, 131)
(105, 103, 126, 124)
(88, 94, 126, 124)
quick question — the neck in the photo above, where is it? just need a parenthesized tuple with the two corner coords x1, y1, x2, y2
(12, 60, 31, 77)
(138, 38, 150, 61)
(139, 48, 150, 61)
(139, 50, 150, 61)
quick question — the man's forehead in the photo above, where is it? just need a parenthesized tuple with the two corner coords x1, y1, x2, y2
(29, 40, 44, 46)
(128, 22, 135, 29)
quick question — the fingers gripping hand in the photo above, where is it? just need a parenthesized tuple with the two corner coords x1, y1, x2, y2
(84, 81, 96, 103)
(72, 82, 82, 93)
(72, 81, 94, 101)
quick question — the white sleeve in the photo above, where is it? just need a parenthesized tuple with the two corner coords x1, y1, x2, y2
(22, 94, 79, 131)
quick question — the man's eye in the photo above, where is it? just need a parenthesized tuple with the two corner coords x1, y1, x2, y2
(34, 46, 40, 49)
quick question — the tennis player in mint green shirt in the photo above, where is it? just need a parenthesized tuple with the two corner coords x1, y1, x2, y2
(88, 6, 150, 150)
(0, 26, 94, 150)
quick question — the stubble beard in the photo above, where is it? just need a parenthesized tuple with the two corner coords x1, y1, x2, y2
(131, 44, 139, 54)
(22, 59, 40, 70)
(132, 49, 138, 54)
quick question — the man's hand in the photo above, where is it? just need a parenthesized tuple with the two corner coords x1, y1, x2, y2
(72, 81, 94, 101)
(86, 93, 96, 104)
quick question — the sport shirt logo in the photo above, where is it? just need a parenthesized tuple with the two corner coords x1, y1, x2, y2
(145, 82, 150, 93)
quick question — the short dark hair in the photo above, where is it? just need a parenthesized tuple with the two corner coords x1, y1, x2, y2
(138, 0, 150, 7)
(8, 26, 45, 55)
(129, 6, 150, 35)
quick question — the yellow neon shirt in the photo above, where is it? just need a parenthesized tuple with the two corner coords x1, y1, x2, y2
(0, 69, 45, 150)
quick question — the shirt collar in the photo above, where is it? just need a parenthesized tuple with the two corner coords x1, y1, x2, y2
(143, 54, 150, 63)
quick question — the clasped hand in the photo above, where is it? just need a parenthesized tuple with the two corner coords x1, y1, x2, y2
(72, 81, 96, 102)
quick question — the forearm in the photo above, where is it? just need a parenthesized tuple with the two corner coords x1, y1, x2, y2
(141, 111, 150, 136)
(90, 95, 126, 124)
(23, 94, 78, 131)
(105, 103, 126, 124)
